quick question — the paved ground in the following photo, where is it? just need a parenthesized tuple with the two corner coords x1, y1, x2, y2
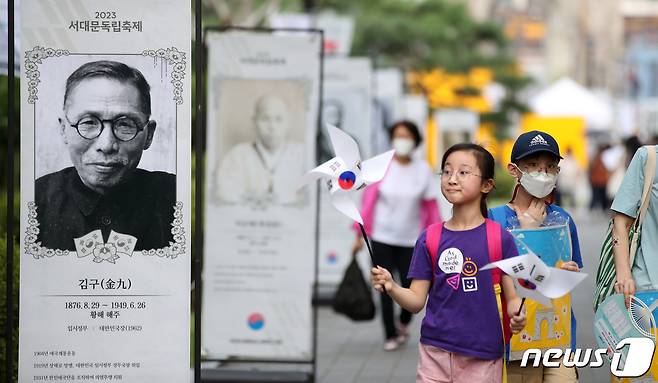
(201, 210, 611, 382)
(317, 306, 422, 383)
(317, 209, 611, 383)
(569, 209, 611, 383)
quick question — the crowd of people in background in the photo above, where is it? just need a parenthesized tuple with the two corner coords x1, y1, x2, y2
(555, 134, 652, 217)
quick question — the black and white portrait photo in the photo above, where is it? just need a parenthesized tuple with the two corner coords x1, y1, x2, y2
(33, 58, 178, 251)
(318, 98, 345, 163)
(211, 79, 309, 207)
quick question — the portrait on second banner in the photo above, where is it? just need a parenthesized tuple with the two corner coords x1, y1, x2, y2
(210, 78, 309, 208)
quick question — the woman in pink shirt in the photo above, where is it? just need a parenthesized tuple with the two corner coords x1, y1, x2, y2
(353, 120, 441, 351)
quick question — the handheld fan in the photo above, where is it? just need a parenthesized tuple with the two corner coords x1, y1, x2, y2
(594, 293, 656, 366)
(629, 295, 657, 340)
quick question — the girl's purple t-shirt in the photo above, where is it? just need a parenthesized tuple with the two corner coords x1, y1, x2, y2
(408, 222, 519, 360)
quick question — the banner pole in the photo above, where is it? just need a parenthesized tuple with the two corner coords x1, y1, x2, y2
(194, 0, 203, 381)
(310, 29, 325, 383)
(6, 0, 16, 381)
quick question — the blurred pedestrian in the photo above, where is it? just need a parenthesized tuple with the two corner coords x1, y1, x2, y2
(371, 143, 526, 382)
(612, 145, 658, 306)
(625, 135, 643, 165)
(353, 120, 440, 351)
(556, 149, 582, 209)
(589, 144, 611, 212)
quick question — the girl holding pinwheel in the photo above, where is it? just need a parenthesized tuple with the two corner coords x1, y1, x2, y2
(353, 120, 441, 351)
(371, 143, 526, 383)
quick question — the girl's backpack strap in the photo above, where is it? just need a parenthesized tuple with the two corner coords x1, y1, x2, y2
(486, 219, 512, 348)
(425, 223, 443, 283)
(485, 219, 503, 283)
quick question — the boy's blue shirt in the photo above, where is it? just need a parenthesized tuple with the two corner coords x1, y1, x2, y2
(488, 203, 583, 350)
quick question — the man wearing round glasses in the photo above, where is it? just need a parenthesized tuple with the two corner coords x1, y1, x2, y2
(35, 60, 175, 251)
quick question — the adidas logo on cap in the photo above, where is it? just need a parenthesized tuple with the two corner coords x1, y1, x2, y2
(529, 134, 549, 147)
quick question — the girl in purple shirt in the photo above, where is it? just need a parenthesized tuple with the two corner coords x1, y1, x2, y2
(371, 144, 527, 383)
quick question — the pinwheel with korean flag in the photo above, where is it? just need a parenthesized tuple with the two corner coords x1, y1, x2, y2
(301, 124, 394, 267)
(481, 240, 588, 313)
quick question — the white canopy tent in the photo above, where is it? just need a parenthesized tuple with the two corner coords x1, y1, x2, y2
(529, 77, 613, 131)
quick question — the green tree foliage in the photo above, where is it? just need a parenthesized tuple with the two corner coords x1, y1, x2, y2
(0, 231, 19, 382)
(0, 76, 19, 191)
(1, 74, 21, 382)
(315, 0, 531, 138)
(202, 1, 531, 138)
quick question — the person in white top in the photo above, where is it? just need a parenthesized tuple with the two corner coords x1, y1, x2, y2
(353, 120, 441, 351)
(213, 94, 306, 207)
(556, 149, 582, 208)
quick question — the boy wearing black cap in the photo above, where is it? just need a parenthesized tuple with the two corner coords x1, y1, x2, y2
(488, 130, 583, 382)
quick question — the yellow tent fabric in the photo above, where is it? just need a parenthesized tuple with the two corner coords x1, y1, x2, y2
(520, 115, 588, 169)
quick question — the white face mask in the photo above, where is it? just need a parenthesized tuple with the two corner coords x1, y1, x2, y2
(514, 165, 557, 198)
(392, 138, 415, 157)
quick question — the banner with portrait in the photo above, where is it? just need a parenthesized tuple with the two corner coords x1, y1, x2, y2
(372, 68, 403, 154)
(508, 224, 573, 360)
(318, 57, 372, 286)
(203, 29, 321, 360)
(400, 94, 428, 160)
(19, 1, 191, 381)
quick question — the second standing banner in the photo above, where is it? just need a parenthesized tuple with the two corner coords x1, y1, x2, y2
(203, 29, 322, 360)
(318, 57, 372, 287)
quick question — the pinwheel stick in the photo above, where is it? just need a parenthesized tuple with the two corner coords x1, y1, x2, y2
(504, 297, 526, 342)
(358, 223, 387, 294)
(516, 297, 526, 316)
(358, 223, 375, 263)
(501, 296, 525, 343)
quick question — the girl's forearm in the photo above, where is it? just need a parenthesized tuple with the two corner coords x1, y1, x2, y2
(388, 282, 428, 314)
(612, 213, 634, 279)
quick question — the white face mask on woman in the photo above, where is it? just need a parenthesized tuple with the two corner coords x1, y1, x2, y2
(514, 164, 557, 198)
(392, 138, 415, 157)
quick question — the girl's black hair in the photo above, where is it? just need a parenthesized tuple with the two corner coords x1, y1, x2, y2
(388, 120, 422, 148)
(440, 143, 496, 218)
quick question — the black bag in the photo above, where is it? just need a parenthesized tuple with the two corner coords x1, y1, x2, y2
(332, 254, 375, 321)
